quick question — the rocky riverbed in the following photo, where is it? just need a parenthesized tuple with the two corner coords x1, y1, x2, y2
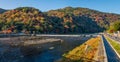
(0, 36, 91, 62)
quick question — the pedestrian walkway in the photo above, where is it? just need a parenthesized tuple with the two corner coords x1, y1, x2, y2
(102, 36, 120, 62)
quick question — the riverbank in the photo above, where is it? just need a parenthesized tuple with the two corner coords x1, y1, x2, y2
(58, 36, 100, 62)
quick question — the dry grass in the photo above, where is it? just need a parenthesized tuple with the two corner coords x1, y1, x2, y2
(61, 37, 100, 62)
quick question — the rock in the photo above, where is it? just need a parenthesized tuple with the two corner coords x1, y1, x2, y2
(49, 47, 54, 50)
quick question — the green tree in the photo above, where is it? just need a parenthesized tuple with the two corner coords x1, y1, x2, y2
(108, 21, 120, 33)
(113, 21, 120, 31)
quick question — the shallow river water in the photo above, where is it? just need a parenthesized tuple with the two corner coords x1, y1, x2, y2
(0, 36, 90, 62)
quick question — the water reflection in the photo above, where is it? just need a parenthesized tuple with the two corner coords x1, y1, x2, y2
(20, 45, 62, 62)
(0, 36, 89, 62)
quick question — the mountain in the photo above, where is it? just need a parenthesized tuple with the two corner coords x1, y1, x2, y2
(0, 7, 47, 34)
(0, 7, 120, 34)
(0, 8, 7, 14)
(47, 7, 120, 29)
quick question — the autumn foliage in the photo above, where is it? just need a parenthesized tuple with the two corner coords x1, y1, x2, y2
(0, 7, 120, 34)
(62, 37, 100, 62)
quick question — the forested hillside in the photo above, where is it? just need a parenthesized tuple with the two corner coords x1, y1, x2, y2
(48, 7, 120, 29)
(0, 8, 6, 14)
(0, 7, 120, 34)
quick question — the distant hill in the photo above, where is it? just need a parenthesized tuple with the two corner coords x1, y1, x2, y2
(47, 7, 120, 29)
(0, 8, 7, 14)
(0, 7, 120, 34)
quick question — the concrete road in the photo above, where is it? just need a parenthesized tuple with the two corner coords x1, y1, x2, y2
(102, 36, 120, 62)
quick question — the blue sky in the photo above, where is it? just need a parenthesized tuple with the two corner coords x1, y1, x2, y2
(0, 0, 120, 14)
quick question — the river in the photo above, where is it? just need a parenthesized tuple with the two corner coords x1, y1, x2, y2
(0, 36, 91, 62)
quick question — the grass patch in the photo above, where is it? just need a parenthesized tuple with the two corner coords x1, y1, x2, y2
(106, 37, 120, 55)
(59, 37, 100, 62)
